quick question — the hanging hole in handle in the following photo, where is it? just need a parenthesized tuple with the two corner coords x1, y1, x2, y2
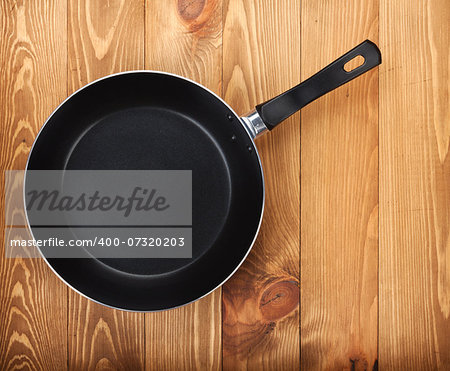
(343, 55, 365, 72)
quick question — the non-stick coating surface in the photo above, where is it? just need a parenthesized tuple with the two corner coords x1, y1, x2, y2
(26, 72, 264, 310)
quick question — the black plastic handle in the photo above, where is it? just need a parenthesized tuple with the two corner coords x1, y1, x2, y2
(255, 40, 381, 130)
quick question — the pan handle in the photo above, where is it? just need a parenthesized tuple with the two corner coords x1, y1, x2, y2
(241, 40, 381, 137)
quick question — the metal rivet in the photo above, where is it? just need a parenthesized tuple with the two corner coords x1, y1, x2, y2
(231, 134, 236, 141)
(227, 114, 233, 121)
(247, 145, 252, 152)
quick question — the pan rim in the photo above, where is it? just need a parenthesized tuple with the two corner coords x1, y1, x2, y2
(24, 69, 265, 312)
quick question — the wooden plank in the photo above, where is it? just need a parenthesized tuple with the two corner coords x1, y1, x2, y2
(68, 0, 144, 91)
(300, 1, 379, 370)
(222, 1, 300, 369)
(145, 0, 222, 93)
(145, 292, 222, 370)
(67, 0, 145, 369)
(144, 1, 223, 370)
(68, 295, 145, 370)
(0, 0, 68, 369)
(379, 0, 450, 369)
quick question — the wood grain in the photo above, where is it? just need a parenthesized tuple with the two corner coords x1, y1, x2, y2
(145, 292, 222, 371)
(222, 1, 301, 369)
(145, 1, 223, 370)
(68, 0, 144, 93)
(379, 0, 450, 369)
(68, 294, 144, 370)
(300, 1, 379, 370)
(145, 0, 222, 94)
(67, 0, 145, 369)
(0, 0, 68, 370)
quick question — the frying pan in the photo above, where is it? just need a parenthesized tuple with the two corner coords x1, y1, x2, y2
(25, 40, 381, 311)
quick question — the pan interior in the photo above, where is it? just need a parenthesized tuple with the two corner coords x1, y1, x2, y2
(65, 106, 232, 275)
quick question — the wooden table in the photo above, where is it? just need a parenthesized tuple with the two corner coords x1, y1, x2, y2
(0, 0, 448, 370)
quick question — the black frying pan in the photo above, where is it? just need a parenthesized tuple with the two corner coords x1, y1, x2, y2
(25, 40, 381, 311)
